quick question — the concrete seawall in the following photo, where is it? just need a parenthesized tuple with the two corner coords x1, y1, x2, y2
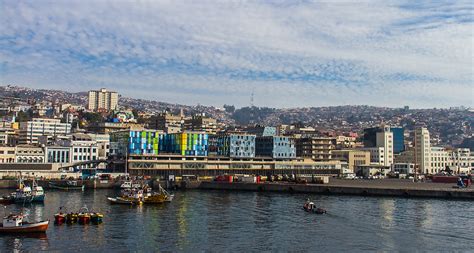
(193, 181, 474, 200)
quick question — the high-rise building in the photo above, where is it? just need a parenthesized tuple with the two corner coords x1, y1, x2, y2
(391, 127, 405, 154)
(88, 88, 119, 112)
(376, 126, 393, 167)
(414, 127, 431, 174)
(19, 118, 71, 144)
(364, 126, 403, 154)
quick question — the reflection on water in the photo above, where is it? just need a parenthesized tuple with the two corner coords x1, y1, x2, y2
(0, 189, 472, 252)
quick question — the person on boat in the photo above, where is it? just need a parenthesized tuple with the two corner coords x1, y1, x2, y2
(304, 198, 311, 210)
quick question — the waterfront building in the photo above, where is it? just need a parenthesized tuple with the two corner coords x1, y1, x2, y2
(256, 136, 296, 159)
(19, 118, 71, 144)
(110, 130, 161, 156)
(88, 88, 118, 112)
(376, 126, 394, 167)
(414, 127, 431, 174)
(159, 132, 208, 156)
(127, 154, 342, 177)
(245, 125, 277, 137)
(0, 146, 15, 163)
(451, 148, 473, 174)
(355, 164, 391, 178)
(15, 145, 45, 163)
(332, 150, 370, 173)
(45, 146, 71, 164)
(148, 112, 183, 133)
(183, 114, 217, 134)
(296, 137, 336, 161)
(430, 147, 452, 174)
(209, 134, 256, 158)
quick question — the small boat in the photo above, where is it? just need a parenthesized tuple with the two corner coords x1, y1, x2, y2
(142, 185, 174, 204)
(78, 207, 91, 224)
(49, 181, 85, 191)
(90, 212, 104, 224)
(303, 199, 327, 214)
(66, 213, 78, 224)
(54, 207, 67, 224)
(0, 213, 49, 233)
(107, 196, 141, 205)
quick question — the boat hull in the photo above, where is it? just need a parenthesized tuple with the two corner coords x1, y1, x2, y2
(107, 197, 141, 205)
(0, 220, 49, 233)
(49, 183, 84, 191)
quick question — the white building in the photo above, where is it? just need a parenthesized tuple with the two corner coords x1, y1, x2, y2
(451, 148, 473, 174)
(19, 118, 71, 145)
(15, 145, 44, 163)
(414, 127, 431, 174)
(45, 146, 71, 164)
(88, 88, 119, 112)
(376, 126, 393, 167)
(362, 147, 386, 165)
(430, 147, 452, 174)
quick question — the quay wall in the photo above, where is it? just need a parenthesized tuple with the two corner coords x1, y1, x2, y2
(191, 181, 474, 200)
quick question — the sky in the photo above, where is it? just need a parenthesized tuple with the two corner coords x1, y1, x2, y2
(0, 0, 473, 108)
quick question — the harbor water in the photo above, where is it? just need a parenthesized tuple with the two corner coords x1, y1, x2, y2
(0, 189, 472, 252)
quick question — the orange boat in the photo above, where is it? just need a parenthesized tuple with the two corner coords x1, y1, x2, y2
(0, 214, 49, 233)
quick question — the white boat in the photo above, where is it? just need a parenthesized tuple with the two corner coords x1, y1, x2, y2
(0, 213, 49, 233)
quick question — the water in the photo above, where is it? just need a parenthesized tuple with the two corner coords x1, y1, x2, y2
(0, 189, 472, 252)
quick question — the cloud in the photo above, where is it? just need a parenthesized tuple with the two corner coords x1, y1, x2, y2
(0, 0, 472, 108)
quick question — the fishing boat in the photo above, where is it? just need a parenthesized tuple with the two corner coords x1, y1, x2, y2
(303, 199, 327, 214)
(77, 207, 91, 224)
(142, 185, 174, 204)
(12, 179, 45, 204)
(49, 181, 85, 191)
(0, 213, 49, 233)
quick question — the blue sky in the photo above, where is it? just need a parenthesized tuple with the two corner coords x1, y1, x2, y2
(0, 0, 473, 108)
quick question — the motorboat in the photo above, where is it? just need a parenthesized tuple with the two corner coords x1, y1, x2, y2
(107, 196, 142, 205)
(78, 206, 91, 224)
(0, 213, 49, 233)
(303, 199, 327, 214)
(90, 212, 104, 224)
(54, 207, 67, 224)
(0, 195, 14, 205)
(66, 213, 78, 224)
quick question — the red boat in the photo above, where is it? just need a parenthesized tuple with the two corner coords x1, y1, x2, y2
(0, 214, 49, 233)
(54, 207, 67, 224)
